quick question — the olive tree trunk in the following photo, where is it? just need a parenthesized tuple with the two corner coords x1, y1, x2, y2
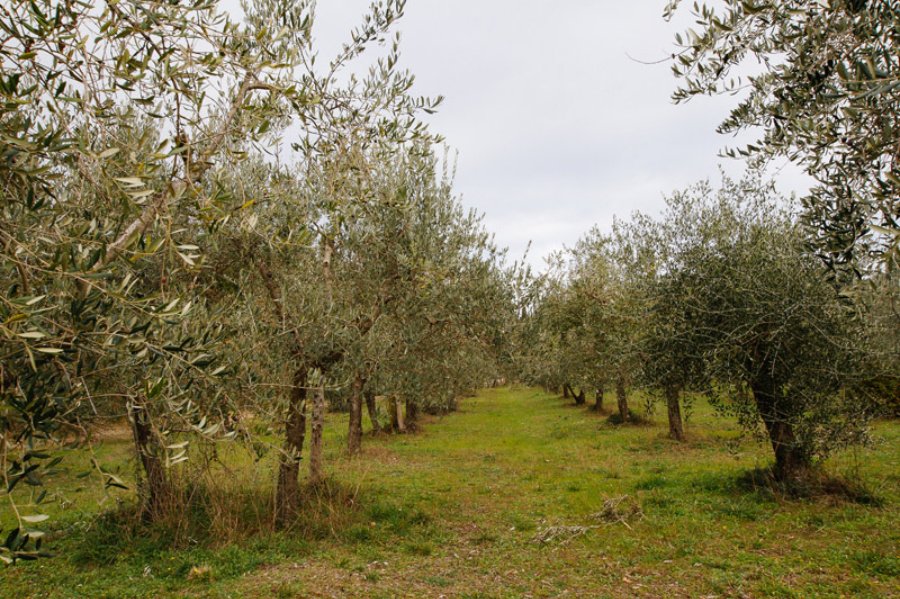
(751, 374, 810, 482)
(574, 388, 586, 406)
(348, 373, 365, 456)
(615, 375, 629, 421)
(390, 396, 406, 433)
(365, 391, 380, 433)
(562, 384, 571, 399)
(665, 384, 685, 441)
(308, 384, 326, 485)
(405, 398, 419, 432)
(129, 398, 170, 523)
(275, 368, 307, 527)
(594, 385, 604, 412)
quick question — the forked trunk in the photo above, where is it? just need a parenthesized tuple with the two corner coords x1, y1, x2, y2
(308, 384, 326, 485)
(665, 385, 685, 441)
(275, 368, 307, 527)
(750, 373, 810, 482)
(129, 398, 170, 523)
(348, 374, 365, 456)
(574, 388, 586, 406)
(365, 391, 380, 434)
(615, 375, 629, 421)
(594, 385, 604, 412)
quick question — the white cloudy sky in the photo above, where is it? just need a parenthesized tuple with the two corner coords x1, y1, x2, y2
(293, 2, 812, 267)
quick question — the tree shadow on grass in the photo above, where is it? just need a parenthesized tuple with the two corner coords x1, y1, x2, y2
(690, 467, 884, 506)
(735, 467, 884, 506)
(605, 411, 652, 427)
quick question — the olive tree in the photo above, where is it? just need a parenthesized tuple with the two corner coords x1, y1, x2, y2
(652, 173, 882, 481)
(214, 137, 504, 522)
(1, 0, 296, 548)
(514, 259, 589, 400)
(546, 236, 619, 410)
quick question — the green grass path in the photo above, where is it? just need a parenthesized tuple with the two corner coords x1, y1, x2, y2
(2, 387, 898, 597)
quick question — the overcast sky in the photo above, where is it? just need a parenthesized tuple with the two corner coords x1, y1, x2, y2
(305, 1, 811, 268)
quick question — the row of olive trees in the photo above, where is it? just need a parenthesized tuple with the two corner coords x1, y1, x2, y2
(1, 0, 512, 563)
(516, 171, 897, 483)
(207, 141, 515, 525)
(515, 0, 900, 486)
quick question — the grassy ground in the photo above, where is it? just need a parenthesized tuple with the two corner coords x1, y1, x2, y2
(2, 387, 898, 598)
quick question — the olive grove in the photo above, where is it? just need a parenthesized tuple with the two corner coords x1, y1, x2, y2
(1, 0, 511, 562)
(517, 172, 895, 482)
(1, 0, 898, 574)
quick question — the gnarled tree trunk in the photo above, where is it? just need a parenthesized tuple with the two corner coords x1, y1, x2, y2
(405, 398, 419, 432)
(390, 396, 406, 433)
(365, 391, 380, 433)
(594, 385, 604, 412)
(616, 375, 629, 421)
(348, 373, 365, 456)
(308, 384, 326, 485)
(665, 384, 684, 441)
(254, 254, 311, 526)
(574, 388, 586, 406)
(563, 384, 571, 399)
(129, 398, 171, 523)
(275, 368, 307, 527)
(751, 373, 810, 482)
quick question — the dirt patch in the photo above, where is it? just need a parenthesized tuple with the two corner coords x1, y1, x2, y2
(236, 548, 535, 598)
(88, 420, 133, 442)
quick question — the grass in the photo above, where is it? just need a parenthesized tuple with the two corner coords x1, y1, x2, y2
(1, 387, 898, 598)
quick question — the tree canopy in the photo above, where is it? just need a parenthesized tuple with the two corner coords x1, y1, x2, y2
(666, 0, 899, 274)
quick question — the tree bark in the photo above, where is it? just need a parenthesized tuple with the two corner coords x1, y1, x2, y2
(405, 398, 419, 431)
(751, 373, 810, 482)
(594, 385, 604, 412)
(574, 388, 586, 406)
(616, 375, 629, 421)
(275, 368, 307, 527)
(365, 391, 380, 433)
(308, 384, 326, 485)
(129, 398, 170, 523)
(390, 396, 406, 434)
(390, 396, 399, 432)
(348, 373, 365, 456)
(665, 384, 685, 441)
(562, 384, 571, 399)
(254, 253, 310, 525)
